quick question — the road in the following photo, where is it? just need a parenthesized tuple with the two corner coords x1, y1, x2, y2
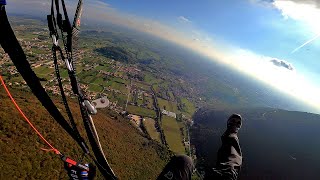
(151, 85, 168, 146)
(125, 78, 132, 111)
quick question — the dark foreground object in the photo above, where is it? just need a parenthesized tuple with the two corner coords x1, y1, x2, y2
(157, 155, 194, 180)
(158, 114, 242, 180)
(204, 132, 242, 180)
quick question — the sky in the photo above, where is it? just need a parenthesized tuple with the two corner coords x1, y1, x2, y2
(6, 0, 320, 112)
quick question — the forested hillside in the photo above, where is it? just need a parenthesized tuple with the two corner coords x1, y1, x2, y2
(0, 87, 171, 179)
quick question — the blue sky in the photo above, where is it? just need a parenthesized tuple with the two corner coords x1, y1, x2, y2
(97, 0, 320, 110)
(104, 0, 318, 75)
(7, 0, 320, 111)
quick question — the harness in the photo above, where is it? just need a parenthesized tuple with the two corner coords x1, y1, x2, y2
(0, 0, 117, 179)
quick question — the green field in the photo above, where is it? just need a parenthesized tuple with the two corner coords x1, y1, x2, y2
(162, 116, 185, 154)
(145, 73, 162, 84)
(88, 84, 103, 92)
(75, 65, 85, 73)
(59, 69, 69, 78)
(111, 77, 128, 85)
(145, 96, 154, 109)
(152, 84, 160, 93)
(78, 71, 98, 84)
(157, 98, 178, 113)
(95, 64, 113, 72)
(137, 98, 143, 105)
(114, 71, 125, 77)
(34, 66, 54, 79)
(8, 76, 24, 83)
(108, 92, 127, 108)
(180, 98, 196, 116)
(83, 75, 96, 83)
(108, 81, 127, 93)
(144, 118, 161, 142)
(133, 81, 150, 91)
(127, 105, 157, 118)
(168, 91, 175, 101)
(92, 77, 105, 85)
(32, 48, 47, 54)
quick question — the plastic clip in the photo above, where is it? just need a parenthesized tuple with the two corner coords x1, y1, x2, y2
(51, 35, 58, 47)
(64, 59, 74, 71)
(61, 155, 89, 171)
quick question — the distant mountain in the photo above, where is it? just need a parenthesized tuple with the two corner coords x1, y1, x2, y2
(0, 88, 170, 179)
(191, 107, 320, 180)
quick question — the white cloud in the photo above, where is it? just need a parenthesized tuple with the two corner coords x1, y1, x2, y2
(280, 0, 320, 7)
(272, 0, 320, 33)
(178, 16, 191, 23)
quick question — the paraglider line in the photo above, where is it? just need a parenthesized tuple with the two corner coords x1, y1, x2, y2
(0, 75, 60, 155)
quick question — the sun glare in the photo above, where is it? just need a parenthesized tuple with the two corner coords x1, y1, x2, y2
(273, 0, 320, 34)
(227, 49, 320, 110)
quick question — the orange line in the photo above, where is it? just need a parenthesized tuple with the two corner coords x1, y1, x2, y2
(0, 75, 60, 155)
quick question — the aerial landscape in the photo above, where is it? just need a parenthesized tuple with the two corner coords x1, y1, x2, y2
(1, 0, 320, 179)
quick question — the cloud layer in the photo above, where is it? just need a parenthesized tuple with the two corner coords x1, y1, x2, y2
(178, 16, 191, 23)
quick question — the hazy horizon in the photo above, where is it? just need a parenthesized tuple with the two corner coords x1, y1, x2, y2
(5, 0, 320, 112)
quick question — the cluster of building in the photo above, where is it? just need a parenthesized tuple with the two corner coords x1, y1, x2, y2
(20, 38, 52, 62)
(83, 63, 99, 71)
(119, 65, 141, 76)
(161, 109, 177, 118)
(127, 114, 142, 127)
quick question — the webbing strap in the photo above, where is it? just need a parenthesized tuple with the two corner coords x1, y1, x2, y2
(49, 1, 117, 179)
(52, 46, 87, 150)
(0, 6, 88, 154)
(0, 5, 110, 179)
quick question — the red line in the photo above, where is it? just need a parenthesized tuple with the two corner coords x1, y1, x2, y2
(0, 75, 60, 155)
